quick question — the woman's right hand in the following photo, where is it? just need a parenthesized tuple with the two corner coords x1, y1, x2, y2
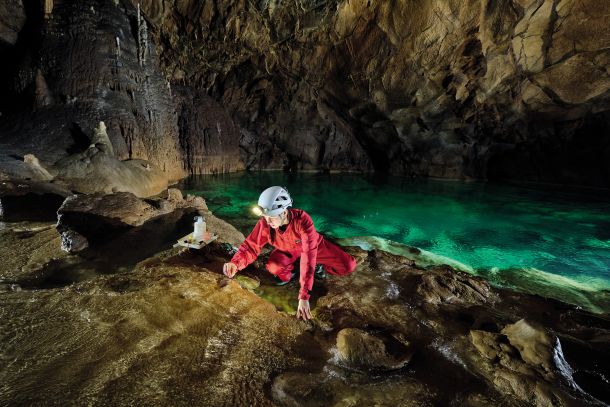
(223, 262, 238, 278)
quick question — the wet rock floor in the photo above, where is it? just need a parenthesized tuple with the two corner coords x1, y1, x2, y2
(1, 221, 609, 406)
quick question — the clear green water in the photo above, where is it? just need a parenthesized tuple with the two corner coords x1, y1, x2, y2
(179, 172, 610, 313)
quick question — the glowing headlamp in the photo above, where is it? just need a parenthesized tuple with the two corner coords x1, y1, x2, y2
(252, 205, 265, 216)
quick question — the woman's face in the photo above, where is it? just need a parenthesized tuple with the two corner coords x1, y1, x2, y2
(263, 210, 286, 229)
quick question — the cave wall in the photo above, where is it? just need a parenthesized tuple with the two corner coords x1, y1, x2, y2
(174, 86, 244, 174)
(0, 1, 176, 195)
(3, 0, 184, 171)
(0, 0, 608, 190)
(140, 0, 610, 185)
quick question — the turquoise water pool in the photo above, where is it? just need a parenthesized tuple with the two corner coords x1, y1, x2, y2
(179, 172, 610, 312)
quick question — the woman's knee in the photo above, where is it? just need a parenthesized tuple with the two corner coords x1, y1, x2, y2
(325, 254, 357, 275)
(342, 255, 357, 274)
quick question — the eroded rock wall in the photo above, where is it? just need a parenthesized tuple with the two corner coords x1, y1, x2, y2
(0, 0, 608, 188)
(174, 86, 244, 174)
(0, 0, 187, 195)
(141, 0, 610, 185)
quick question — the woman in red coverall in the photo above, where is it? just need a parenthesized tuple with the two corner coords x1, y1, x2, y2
(223, 186, 357, 321)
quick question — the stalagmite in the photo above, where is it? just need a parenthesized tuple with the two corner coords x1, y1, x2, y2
(43, 0, 53, 17)
(91, 121, 115, 156)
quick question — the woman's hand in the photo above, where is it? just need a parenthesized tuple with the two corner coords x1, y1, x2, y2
(223, 262, 238, 278)
(296, 299, 312, 320)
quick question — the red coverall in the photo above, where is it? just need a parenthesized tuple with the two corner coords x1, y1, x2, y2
(230, 208, 357, 300)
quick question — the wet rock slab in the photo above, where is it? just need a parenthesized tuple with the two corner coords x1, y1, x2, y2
(0, 264, 306, 406)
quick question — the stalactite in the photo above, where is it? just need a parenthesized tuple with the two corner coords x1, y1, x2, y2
(137, 4, 148, 67)
(115, 36, 121, 65)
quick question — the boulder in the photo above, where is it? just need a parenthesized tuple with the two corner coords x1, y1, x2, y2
(416, 266, 497, 306)
(469, 320, 586, 406)
(56, 188, 242, 252)
(335, 328, 413, 371)
(501, 319, 559, 380)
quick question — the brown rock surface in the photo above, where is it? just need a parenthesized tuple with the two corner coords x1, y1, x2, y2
(56, 188, 242, 253)
(336, 327, 413, 371)
(0, 222, 68, 287)
(0, 1, 185, 196)
(138, 0, 610, 185)
(0, 0, 25, 46)
(2, 0, 609, 187)
(174, 87, 245, 174)
(0, 224, 608, 405)
(417, 265, 497, 306)
(468, 319, 587, 406)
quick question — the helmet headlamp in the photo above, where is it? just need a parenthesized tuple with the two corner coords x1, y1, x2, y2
(252, 205, 265, 216)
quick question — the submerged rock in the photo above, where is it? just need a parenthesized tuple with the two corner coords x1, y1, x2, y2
(234, 274, 260, 291)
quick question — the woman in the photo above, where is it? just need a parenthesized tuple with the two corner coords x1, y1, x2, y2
(223, 186, 357, 320)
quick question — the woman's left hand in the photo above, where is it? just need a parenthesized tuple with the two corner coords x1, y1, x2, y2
(296, 299, 312, 320)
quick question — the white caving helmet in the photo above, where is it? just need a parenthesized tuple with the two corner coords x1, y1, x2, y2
(253, 186, 293, 217)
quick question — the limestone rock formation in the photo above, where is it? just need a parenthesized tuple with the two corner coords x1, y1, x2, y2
(174, 87, 245, 174)
(336, 327, 413, 371)
(140, 0, 610, 186)
(469, 319, 588, 406)
(56, 188, 242, 252)
(0, 0, 186, 196)
(0, 222, 68, 288)
(0, 222, 608, 405)
(0, 0, 25, 46)
(416, 265, 497, 306)
(2, 0, 608, 187)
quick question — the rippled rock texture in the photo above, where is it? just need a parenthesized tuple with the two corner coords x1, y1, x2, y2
(141, 0, 610, 185)
(1, 227, 609, 405)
